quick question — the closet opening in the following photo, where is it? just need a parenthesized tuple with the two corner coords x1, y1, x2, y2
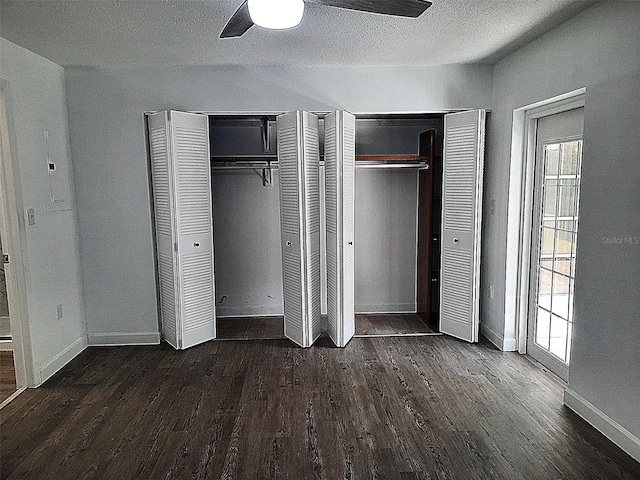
(207, 113, 444, 341)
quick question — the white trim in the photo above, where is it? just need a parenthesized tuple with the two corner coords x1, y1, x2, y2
(504, 88, 586, 354)
(480, 323, 516, 351)
(355, 304, 416, 314)
(480, 323, 503, 349)
(0, 339, 14, 351)
(87, 331, 161, 346)
(38, 335, 87, 386)
(564, 388, 640, 463)
(0, 79, 34, 388)
(215, 306, 284, 317)
(146, 110, 468, 118)
(0, 386, 26, 410)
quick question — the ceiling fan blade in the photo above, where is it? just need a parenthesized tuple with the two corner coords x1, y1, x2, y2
(306, 0, 432, 18)
(220, 1, 254, 38)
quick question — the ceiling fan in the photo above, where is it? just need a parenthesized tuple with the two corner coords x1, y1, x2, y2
(220, 0, 433, 38)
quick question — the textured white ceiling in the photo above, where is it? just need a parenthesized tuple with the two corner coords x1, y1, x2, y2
(0, 0, 596, 67)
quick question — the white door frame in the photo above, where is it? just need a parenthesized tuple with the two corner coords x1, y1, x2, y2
(0, 79, 34, 390)
(504, 88, 585, 354)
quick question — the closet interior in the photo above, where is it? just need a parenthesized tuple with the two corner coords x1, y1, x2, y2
(207, 112, 445, 340)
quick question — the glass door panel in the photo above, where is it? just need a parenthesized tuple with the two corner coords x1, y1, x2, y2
(529, 129, 583, 379)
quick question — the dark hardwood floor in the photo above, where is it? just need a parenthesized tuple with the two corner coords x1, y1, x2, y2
(354, 313, 434, 336)
(0, 350, 16, 404)
(217, 314, 434, 340)
(1, 336, 639, 479)
(216, 316, 284, 340)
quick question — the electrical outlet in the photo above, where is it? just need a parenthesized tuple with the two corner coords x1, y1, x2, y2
(57, 304, 63, 320)
(488, 284, 495, 300)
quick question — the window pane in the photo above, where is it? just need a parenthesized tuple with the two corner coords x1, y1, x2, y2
(560, 141, 580, 175)
(555, 258, 572, 275)
(536, 308, 551, 350)
(540, 227, 555, 256)
(568, 279, 575, 321)
(558, 186, 577, 217)
(540, 258, 553, 270)
(545, 144, 560, 177)
(555, 229, 573, 256)
(552, 272, 570, 319)
(549, 315, 569, 361)
(557, 219, 576, 232)
(542, 180, 558, 217)
(537, 268, 552, 310)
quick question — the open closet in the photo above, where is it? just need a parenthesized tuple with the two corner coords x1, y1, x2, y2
(147, 109, 485, 349)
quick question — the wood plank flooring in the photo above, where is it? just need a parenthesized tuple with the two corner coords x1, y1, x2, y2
(354, 314, 434, 336)
(0, 350, 16, 404)
(217, 314, 434, 340)
(216, 316, 284, 340)
(1, 336, 639, 479)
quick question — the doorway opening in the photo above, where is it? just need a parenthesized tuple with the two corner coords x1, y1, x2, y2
(0, 79, 31, 404)
(527, 108, 584, 380)
(507, 93, 584, 380)
(207, 113, 443, 341)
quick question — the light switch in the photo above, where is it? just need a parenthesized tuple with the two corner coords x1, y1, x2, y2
(26, 208, 35, 225)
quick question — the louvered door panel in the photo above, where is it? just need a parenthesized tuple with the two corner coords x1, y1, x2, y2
(325, 118, 339, 342)
(325, 110, 356, 347)
(171, 111, 215, 348)
(342, 117, 356, 343)
(278, 119, 305, 347)
(303, 118, 322, 344)
(277, 111, 321, 348)
(440, 109, 485, 343)
(149, 112, 179, 348)
(148, 110, 215, 350)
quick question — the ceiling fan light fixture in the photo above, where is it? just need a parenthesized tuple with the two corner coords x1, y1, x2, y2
(247, 0, 304, 30)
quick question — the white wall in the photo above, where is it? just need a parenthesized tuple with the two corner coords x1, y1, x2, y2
(485, 1, 640, 456)
(0, 38, 87, 384)
(211, 169, 284, 317)
(64, 64, 492, 338)
(355, 169, 418, 313)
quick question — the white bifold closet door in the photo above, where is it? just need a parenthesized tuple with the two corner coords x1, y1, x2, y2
(324, 110, 356, 347)
(277, 111, 322, 348)
(148, 110, 216, 350)
(440, 109, 486, 343)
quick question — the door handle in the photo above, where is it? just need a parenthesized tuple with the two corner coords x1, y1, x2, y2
(453, 238, 460, 244)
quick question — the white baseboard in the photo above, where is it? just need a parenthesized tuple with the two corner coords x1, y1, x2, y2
(0, 339, 14, 351)
(0, 387, 26, 410)
(564, 388, 640, 463)
(502, 335, 517, 351)
(480, 323, 516, 351)
(479, 323, 504, 350)
(216, 306, 284, 317)
(87, 331, 161, 346)
(38, 335, 88, 386)
(355, 304, 416, 314)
